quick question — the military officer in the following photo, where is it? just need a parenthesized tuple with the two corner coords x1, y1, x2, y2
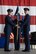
(4, 9, 15, 51)
(22, 8, 30, 52)
(13, 13, 20, 50)
(13, 6, 24, 50)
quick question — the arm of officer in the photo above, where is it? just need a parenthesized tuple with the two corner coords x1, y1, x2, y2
(24, 15, 30, 25)
(6, 16, 15, 26)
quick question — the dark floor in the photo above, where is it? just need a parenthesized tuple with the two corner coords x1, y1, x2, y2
(0, 49, 36, 54)
(0, 43, 36, 54)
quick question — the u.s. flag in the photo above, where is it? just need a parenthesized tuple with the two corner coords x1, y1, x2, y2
(0, 0, 36, 43)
